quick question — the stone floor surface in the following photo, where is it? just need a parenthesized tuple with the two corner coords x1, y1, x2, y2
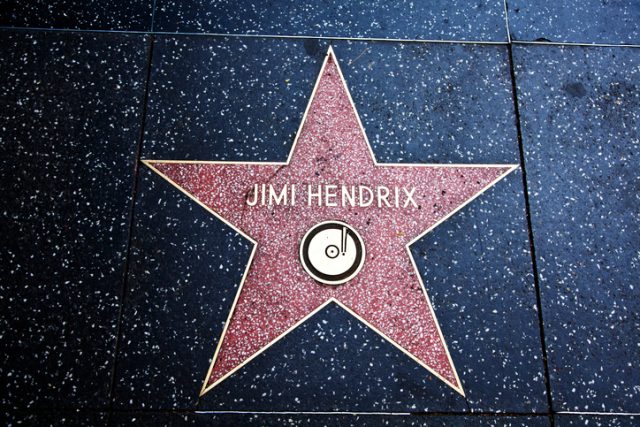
(1, 1, 638, 426)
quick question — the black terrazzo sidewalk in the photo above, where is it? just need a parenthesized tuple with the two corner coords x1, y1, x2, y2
(1, 1, 638, 426)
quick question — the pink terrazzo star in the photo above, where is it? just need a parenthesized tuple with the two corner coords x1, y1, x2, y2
(144, 47, 517, 397)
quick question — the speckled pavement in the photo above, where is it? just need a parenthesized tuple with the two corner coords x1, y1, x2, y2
(0, 2, 638, 426)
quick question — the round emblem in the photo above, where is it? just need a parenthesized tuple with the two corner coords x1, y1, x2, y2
(299, 220, 365, 285)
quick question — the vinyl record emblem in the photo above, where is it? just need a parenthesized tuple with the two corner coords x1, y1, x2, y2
(299, 220, 365, 285)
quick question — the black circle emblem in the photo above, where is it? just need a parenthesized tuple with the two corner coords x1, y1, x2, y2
(299, 220, 365, 285)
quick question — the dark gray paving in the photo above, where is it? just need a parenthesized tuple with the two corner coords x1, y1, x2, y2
(111, 167, 252, 409)
(412, 169, 547, 412)
(507, 0, 640, 45)
(1, 1, 637, 421)
(142, 37, 328, 161)
(332, 41, 519, 164)
(144, 38, 519, 164)
(513, 45, 640, 412)
(153, 0, 508, 41)
(111, 413, 550, 426)
(0, 0, 153, 31)
(0, 31, 149, 409)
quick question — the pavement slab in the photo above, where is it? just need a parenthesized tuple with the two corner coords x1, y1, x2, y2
(507, 0, 640, 45)
(0, 0, 153, 31)
(513, 44, 640, 413)
(0, 31, 149, 409)
(153, 0, 508, 41)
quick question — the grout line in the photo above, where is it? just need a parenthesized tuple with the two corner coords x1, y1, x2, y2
(0, 25, 506, 45)
(1, 25, 639, 48)
(3, 407, 552, 416)
(506, 44, 555, 423)
(6, 407, 639, 417)
(143, 32, 507, 45)
(503, 0, 512, 43)
(195, 411, 551, 417)
(106, 34, 156, 426)
(410, 412, 549, 418)
(557, 412, 640, 416)
(196, 411, 412, 416)
(512, 40, 640, 48)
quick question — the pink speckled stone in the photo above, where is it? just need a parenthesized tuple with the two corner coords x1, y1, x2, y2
(148, 52, 514, 394)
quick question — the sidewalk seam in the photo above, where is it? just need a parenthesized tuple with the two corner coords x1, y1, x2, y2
(106, 34, 156, 424)
(506, 43, 556, 423)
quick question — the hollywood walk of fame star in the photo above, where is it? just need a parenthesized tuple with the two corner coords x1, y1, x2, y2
(143, 46, 518, 397)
